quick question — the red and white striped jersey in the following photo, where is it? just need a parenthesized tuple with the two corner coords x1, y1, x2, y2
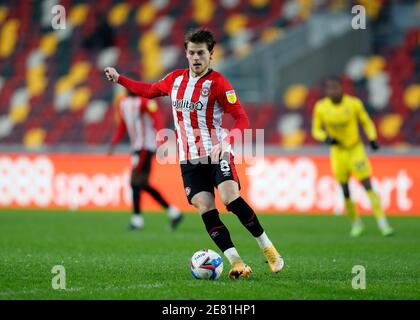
(118, 69, 249, 161)
(111, 95, 163, 152)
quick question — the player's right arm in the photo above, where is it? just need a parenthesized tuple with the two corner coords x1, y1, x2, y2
(312, 102, 327, 142)
(104, 67, 172, 98)
(311, 101, 337, 146)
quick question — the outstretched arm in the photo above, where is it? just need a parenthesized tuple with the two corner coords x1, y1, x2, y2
(104, 67, 164, 99)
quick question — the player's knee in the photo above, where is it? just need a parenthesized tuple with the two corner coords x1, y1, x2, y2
(194, 202, 216, 214)
(191, 194, 215, 214)
(220, 190, 240, 206)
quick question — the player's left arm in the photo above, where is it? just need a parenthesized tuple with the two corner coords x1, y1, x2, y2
(212, 77, 250, 160)
(354, 98, 379, 150)
(219, 77, 250, 142)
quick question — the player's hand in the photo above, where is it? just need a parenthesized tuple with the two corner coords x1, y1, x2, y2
(325, 136, 338, 145)
(211, 140, 231, 163)
(370, 140, 380, 151)
(104, 67, 120, 83)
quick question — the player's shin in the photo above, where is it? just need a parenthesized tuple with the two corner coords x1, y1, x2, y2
(227, 197, 284, 272)
(226, 197, 264, 238)
(367, 190, 385, 220)
(345, 198, 364, 237)
(345, 197, 359, 222)
(132, 185, 142, 215)
(367, 190, 394, 235)
(130, 186, 144, 229)
(143, 185, 169, 209)
(201, 209, 235, 253)
(201, 209, 251, 278)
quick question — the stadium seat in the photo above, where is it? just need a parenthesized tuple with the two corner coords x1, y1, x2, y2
(403, 84, 420, 110)
(69, 4, 90, 26)
(23, 127, 46, 148)
(283, 84, 308, 110)
(136, 3, 157, 26)
(379, 114, 403, 140)
(108, 3, 131, 27)
(0, 19, 19, 58)
(0, 1, 417, 148)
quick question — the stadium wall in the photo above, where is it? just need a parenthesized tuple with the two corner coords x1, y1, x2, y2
(0, 153, 418, 215)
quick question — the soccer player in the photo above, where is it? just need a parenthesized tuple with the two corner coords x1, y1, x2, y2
(312, 76, 394, 237)
(104, 28, 284, 279)
(108, 88, 183, 230)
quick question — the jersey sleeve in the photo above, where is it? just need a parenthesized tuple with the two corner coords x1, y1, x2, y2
(311, 101, 327, 142)
(217, 75, 250, 144)
(354, 98, 377, 141)
(118, 72, 174, 98)
(152, 72, 175, 96)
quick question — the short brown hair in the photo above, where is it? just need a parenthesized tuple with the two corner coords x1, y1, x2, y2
(184, 28, 216, 52)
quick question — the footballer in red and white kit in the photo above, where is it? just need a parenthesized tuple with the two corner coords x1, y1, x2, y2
(117, 68, 249, 162)
(105, 29, 284, 279)
(108, 90, 183, 230)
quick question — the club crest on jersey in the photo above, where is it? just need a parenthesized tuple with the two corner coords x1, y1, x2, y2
(200, 87, 209, 97)
(185, 187, 191, 196)
(226, 90, 237, 104)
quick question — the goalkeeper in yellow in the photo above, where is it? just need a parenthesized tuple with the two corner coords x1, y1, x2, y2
(312, 76, 394, 237)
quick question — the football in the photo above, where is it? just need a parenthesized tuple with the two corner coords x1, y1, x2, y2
(190, 249, 223, 280)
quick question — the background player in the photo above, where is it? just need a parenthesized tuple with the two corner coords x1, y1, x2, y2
(104, 28, 284, 279)
(312, 76, 394, 237)
(108, 88, 183, 230)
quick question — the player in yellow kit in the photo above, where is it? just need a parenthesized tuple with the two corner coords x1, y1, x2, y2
(312, 76, 394, 237)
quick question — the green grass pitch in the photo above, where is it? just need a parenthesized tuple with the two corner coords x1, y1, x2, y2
(0, 209, 419, 300)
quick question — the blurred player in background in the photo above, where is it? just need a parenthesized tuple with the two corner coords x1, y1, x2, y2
(312, 76, 394, 237)
(105, 28, 284, 279)
(108, 88, 183, 230)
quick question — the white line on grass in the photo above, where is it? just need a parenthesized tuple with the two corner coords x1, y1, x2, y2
(0, 283, 163, 297)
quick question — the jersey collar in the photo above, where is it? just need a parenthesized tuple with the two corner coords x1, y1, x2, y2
(188, 68, 213, 80)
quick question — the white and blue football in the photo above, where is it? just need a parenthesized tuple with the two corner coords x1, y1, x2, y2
(190, 249, 223, 280)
